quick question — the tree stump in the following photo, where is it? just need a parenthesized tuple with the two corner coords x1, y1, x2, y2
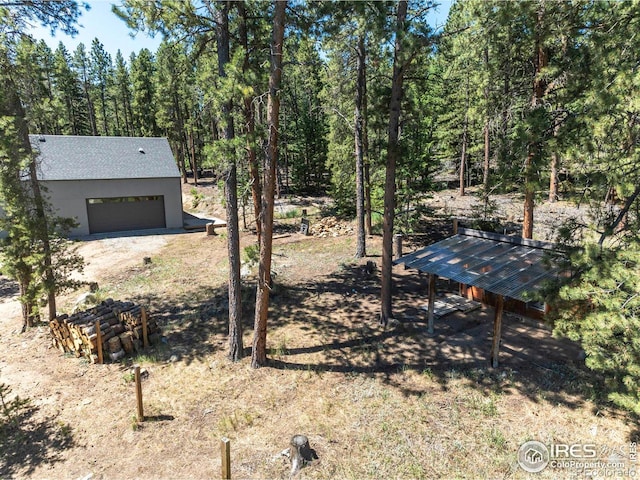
(393, 233, 403, 259)
(365, 260, 377, 275)
(290, 434, 317, 475)
(205, 222, 216, 236)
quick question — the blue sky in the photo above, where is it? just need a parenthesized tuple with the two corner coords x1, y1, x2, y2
(28, 1, 452, 62)
(28, 1, 162, 60)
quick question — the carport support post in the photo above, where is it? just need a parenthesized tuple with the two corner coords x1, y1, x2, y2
(427, 274, 437, 334)
(490, 295, 504, 368)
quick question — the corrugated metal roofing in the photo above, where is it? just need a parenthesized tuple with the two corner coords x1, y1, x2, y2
(28, 135, 180, 181)
(394, 229, 564, 302)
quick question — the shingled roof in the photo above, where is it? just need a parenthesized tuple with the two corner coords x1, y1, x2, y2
(29, 135, 180, 181)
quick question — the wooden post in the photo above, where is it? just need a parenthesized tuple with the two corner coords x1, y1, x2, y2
(95, 320, 103, 364)
(141, 307, 149, 349)
(490, 295, 504, 368)
(466, 285, 474, 301)
(453, 218, 459, 235)
(134, 365, 144, 422)
(221, 437, 231, 479)
(393, 234, 403, 259)
(427, 274, 437, 334)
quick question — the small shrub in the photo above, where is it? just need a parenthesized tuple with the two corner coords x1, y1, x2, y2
(190, 188, 205, 209)
(243, 244, 260, 266)
(275, 208, 301, 219)
(0, 382, 30, 443)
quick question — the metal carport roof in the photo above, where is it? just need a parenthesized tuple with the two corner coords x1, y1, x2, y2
(394, 228, 565, 302)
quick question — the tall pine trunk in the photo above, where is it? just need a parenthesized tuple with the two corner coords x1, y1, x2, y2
(482, 47, 490, 195)
(380, 0, 408, 325)
(459, 114, 468, 197)
(549, 122, 560, 203)
(216, 1, 243, 361)
(27, 154, 56, 321)
(523, 4, 547, 239)
(549, 151, 559, 203)
(363, 75, 372, 236)
(238, 1, 262, 242)
(83, 80, 98, 135)
(251, 0, 286, 368)
(2, 64, 57, 321)
(354, 33, 366, 258)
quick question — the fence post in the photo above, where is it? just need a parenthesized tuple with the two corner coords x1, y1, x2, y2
(221, 437, 231, 479)
(141, 307, 149, 349)
(95, 320, 103, 364)
(134, 365, 144, 422)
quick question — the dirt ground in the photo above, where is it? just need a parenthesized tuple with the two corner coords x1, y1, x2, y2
(0, 187, 637, 479)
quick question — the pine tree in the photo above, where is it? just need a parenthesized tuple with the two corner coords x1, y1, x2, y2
(90, 38, 113, 136)
(130, 48, 158, 136)
(71, 42, 98, 135)
(251, 0, 286, 368)
(113, 50, 134, 136)
(53, 43, 90, 135)
(0, 0, 85, 328)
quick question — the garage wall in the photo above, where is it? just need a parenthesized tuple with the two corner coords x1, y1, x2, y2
(42, 177, 183, 236)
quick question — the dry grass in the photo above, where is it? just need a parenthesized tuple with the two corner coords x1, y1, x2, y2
(1, 204, 637, 478)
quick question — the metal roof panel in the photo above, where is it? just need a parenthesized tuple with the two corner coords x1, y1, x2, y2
(396, 231, 564, 301)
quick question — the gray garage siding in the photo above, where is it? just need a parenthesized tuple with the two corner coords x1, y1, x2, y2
(41, 178, 183, 236)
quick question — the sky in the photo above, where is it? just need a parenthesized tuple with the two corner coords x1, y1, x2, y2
(28, 0, 453, 61)
(28, 1, 162, 60)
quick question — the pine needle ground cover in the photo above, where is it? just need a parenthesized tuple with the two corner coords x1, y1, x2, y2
(0, 191, 636, 479)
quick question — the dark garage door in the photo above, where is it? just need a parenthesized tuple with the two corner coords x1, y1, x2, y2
(86, 196, 166, 234)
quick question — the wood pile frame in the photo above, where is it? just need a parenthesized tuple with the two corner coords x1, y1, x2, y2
(50, 299, 160, 363)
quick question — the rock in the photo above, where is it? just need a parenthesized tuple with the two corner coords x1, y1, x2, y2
(310, 216, 354, 237)
(72, 292, 98, 313)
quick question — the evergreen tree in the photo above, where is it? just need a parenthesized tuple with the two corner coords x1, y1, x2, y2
(90, 38, 112, 136)
(0, 0, 85, 328)
(130, 48, 159, 136)
(71, 42, 98, 135)
(14, 37, 58, 134)
(53, 42, 90, 135)
(113, 50, 134, 136)
(547, 1, 640, 415)
(251, 0, 286, 368)
(281, 36, 328, 196)
(154, 40, 192, 181)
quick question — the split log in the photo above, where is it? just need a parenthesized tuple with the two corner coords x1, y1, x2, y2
(107, 336, 122, 354)
(49, 299, 161, 363)
(120, 332, 134, 354)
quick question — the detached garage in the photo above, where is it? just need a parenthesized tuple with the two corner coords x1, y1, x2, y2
(30, 135, 183, 236)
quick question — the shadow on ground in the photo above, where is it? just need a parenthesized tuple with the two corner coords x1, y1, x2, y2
(0, 276, 19, 299)
(0, 396, 75, 478)
(128, 241, 628, 438)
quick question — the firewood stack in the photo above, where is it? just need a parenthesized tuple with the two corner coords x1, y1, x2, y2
(49, 299, 161, 363)
(310, 216, 354, 237)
